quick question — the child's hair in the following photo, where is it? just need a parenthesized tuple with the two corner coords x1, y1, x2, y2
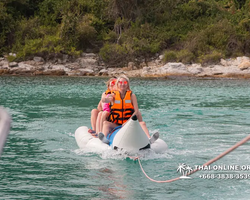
(105, 76, 117, 88)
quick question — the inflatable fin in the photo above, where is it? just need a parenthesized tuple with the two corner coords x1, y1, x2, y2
(112, 115, 150, 152)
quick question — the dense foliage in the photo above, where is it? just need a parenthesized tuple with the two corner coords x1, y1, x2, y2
(1, 0, 250, 66)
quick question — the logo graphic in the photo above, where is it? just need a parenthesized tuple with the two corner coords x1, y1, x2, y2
(177, 163, 193, 179)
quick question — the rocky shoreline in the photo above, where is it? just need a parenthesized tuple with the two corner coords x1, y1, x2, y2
(1, 53, 250, 79)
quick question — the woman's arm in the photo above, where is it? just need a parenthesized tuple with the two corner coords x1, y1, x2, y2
(131, 93, 150, 137)
(131, 93, 139, 116)
(131, 93, 143, 122)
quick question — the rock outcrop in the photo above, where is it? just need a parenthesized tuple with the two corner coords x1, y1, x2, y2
(1, 53, 250, 78)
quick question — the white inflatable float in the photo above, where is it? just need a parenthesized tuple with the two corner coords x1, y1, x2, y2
(0, 107, 11, 157)
(75, 115, 168, 153)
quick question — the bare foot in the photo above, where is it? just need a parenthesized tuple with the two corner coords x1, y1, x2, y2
(88, 129, 98, 137)
(88, 128, 95, 133)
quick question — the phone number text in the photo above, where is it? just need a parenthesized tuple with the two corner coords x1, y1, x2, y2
(199, 173, 250, 179)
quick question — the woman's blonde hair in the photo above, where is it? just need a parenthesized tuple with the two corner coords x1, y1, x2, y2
(116, 74, 131, 91)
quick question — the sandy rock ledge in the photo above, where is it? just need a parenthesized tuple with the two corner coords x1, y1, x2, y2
(1, 54, 250, 79)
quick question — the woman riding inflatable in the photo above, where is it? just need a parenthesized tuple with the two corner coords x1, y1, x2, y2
(99, 75, 158, 144)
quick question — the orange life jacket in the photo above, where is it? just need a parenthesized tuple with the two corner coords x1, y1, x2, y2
(105, 89, 111, 95)
(108, 90, 134, 125)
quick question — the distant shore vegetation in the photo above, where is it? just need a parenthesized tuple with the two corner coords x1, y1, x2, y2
(1, 0, 250, 66)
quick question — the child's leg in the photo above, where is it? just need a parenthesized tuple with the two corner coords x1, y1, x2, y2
(90, 109, 99, 132)
(96, 111, 103, 133)
(100, 111, 110, 133)
(102, 121, 118, 136)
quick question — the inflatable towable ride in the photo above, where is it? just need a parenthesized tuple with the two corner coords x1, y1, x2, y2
(75, 115, 168, 153)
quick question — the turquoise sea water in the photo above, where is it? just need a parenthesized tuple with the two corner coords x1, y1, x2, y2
(1, 76, 250, 199)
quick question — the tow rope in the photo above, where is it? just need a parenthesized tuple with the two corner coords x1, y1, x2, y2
(132, 133, 250, 183)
